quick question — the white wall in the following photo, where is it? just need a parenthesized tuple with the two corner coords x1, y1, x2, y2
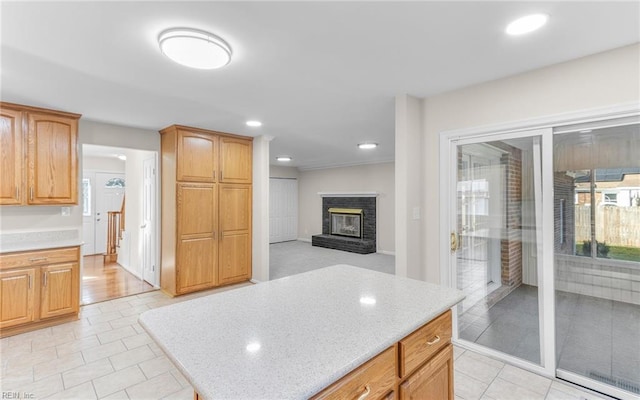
(297, 162, 395, 254)
(270, 165, 300, 179)
(83, 156, 125, 172)
(398, 43, 640, 284)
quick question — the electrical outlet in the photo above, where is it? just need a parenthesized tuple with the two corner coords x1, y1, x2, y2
(61, 207, 71, 216)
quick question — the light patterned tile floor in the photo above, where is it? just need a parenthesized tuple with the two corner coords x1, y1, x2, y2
(0, 283, 621, 399)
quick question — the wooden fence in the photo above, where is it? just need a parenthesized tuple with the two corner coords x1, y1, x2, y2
(575, 206, 640, 247)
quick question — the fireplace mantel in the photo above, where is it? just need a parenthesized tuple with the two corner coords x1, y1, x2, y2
(318, 192, 379, 198)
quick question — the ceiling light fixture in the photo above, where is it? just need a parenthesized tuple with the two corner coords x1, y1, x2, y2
(158, 28, 232, 69)
(246, 120, 262, 127)
(357, 143, 378, 150)
(505, 14, 549, 36)
(276, 156, 292, 162)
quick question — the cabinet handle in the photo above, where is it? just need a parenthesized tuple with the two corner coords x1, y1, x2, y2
(15, 187, 19, 200)
(30, 187, 34, 201)
(28, 274, 32, 289)
(356, 385, 371, 400)
(426, 335, 441, 345)
(219, 170, 223, 181)
(28, 257, 48, 262)
(43, 272, 48, 287)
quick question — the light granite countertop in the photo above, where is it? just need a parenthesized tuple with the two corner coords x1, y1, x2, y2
(0, 229, 83, 253)
(139, 264, 465, 400)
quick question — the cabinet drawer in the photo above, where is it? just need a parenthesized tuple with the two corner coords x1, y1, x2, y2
(399, 310, 451, 378)
(313, 346, 396, 400)
(0, 247, 79, 270)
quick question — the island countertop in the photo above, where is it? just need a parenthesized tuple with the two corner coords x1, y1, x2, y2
(139, 264, 465, 400)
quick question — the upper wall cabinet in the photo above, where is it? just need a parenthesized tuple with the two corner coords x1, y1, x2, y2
(177, 129, 218, 183)
(220, 137, 252, 184)
(0, 102, 80, 206)
(0, 107, 23, 205)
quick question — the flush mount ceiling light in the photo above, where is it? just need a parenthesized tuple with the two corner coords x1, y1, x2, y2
(276, 156, 292, 162)
(246, 120, 262, 127)
(505, 14, 549, 36)
(357, 142, 378, 150)
(158, 28, 232, 69)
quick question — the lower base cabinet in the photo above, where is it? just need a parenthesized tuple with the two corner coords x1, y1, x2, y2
(399, 345, 454, 400)
(0, 247, 80, 337)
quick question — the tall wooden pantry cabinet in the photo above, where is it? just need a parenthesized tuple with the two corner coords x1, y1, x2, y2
(160, 125, 252, 296)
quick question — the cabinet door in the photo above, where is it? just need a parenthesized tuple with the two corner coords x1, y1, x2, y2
(399, 345, 453, 400)
(0, 107, 24, 205)
(0, 268, 35, 328)
(27, 112, 78, 204)
(177, 130, 218, 183)
(220, 137, 252, 184)
(219, 184, 252, 284)
(177, 183, 217, 293)
(40, 263, 79, 319)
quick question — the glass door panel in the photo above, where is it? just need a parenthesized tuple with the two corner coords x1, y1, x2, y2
(455, 135, 544, 365)
(554, 123, 640, 398)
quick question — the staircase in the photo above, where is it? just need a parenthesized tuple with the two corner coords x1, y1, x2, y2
(104, 196, 125, 264)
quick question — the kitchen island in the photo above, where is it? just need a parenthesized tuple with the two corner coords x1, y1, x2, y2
(139, 264, 464, 399)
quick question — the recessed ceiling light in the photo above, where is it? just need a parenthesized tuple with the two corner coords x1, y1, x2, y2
(357, 143, 378, 150)
(246, 120, 262, 127)
(276, 156, 292, 162)
(158, 28, 232, 69)
(505, 14, 549, 36)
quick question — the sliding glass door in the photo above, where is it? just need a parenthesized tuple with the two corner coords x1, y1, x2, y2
(451, 129, 553, 370)
(553, 122, 640, 398)
(446, 118, 640, 399)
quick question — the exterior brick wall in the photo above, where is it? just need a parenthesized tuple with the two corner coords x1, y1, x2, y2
(499, 145, 523, 288)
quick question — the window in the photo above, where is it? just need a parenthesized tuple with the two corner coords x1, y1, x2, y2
(82, 178, 91, 216)
(105, 177, 125, 188)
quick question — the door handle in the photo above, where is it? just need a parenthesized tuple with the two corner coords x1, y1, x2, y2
(450, 232, 459, 252)
(141, 224, 147, 229)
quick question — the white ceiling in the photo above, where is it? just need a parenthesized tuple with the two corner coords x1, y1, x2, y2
(1, 2, 638, 169)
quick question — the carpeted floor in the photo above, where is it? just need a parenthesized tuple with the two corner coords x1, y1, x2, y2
(269, 240, 395, 280)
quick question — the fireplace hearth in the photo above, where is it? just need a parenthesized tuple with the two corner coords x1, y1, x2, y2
(312, 196, 376, 254)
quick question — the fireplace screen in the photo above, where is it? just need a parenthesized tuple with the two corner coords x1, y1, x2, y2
(329, 208, 363, 238)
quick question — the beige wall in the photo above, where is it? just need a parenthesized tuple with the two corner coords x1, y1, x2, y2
(406, 43, 640, 284)
(83, 156, 125, 172)
(298, 162, 395, 254)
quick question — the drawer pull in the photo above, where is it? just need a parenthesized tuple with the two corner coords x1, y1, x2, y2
(356, 385, 371, 400)
(426, 335, 441, 345)
(28, 257, 48, 262)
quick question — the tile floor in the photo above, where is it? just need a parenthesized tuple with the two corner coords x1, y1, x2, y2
(460, 285, 640, 394)
(1, 282, 617, 400)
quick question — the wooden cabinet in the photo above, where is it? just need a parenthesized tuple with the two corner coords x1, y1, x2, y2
(311, 310, 455, 400)
(0, 102, 80, 205)
(177, 130, 218, 183)
(0, 247, 80, 337)
(313, 346, 397, 400)
(176, 183, 218, 293)
(218, 184, 252, 285)
(0, 107, 23, 205)
(0, 268, 35, 328)
(220, 137, 252, 183)
(160, 125, 253, 296)
(399, 345, 453, 400)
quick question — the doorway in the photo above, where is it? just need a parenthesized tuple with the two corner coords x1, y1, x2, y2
(81, 145, 159, 304)
(443, 114, 640, 399)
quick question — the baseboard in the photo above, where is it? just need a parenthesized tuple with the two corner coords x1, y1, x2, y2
(378, 250, 396, 256)
(297, 238, 312, 243)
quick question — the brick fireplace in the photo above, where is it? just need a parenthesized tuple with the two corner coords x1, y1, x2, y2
(312, 194, 377, 254)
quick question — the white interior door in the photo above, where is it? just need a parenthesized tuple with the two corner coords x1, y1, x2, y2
(141, 157, 157, 286)
(82, 172, 96, 255)
(269, 178, 298, 243)
(95, 172, 126, 254)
